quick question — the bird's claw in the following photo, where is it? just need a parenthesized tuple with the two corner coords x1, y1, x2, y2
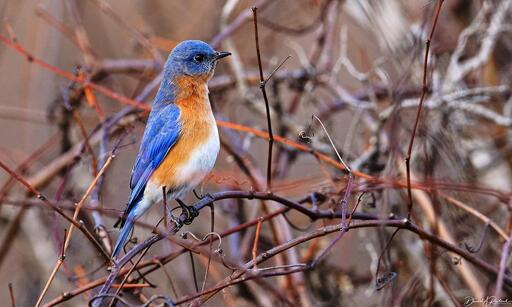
(182, 205, 198, 225)
(176, 198, 198, 225)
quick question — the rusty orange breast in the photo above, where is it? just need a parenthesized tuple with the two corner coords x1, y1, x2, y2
(151, 75, 217, 189)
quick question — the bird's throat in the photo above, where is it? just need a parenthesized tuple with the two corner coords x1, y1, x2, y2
(174, 75, 209, 104)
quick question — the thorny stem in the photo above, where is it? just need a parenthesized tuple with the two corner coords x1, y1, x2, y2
(395, 3, 444, 290)
(45, 208, 287, 305)
(47, 199, 509, 306)
(93, 209, 190, 305)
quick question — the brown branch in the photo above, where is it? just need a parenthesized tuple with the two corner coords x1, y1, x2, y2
(92, 189, 377, 305)
(251, 217, 263, 271)
(494, 237, 512, 300)
(4, 31, 500, 206)
(252, 6, 274, 190)
(0, 159, 110, 259)
(8, 283, 15, 307)
(107, 246, 151, 307)
(35, 229, 67, 307)
(177, 219, 512, 305)
(404, 0, 444, 219)
(0, 34, 149, 110)
(44, 207, 287, 306)
(36, 154, 114, 305)
(93, 187, 509, 305)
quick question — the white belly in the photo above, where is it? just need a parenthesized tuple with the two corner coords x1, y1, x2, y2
(175, 123, 220, 188)
(133, 121, 219, 218)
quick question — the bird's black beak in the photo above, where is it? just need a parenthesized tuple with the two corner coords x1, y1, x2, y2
(214, 51, 231, 61)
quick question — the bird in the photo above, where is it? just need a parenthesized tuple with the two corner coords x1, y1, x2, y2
(112, 40, 231, 257)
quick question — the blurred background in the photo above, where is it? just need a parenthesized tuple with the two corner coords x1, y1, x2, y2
(1, 0, 511, 306)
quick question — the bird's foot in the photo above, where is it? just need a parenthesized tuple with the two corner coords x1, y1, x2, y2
(176, 198, 199, 225)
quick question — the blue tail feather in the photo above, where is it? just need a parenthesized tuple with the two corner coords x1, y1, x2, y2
(112, 217, 134, 258)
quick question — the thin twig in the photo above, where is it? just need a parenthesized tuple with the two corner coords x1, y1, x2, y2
(35, 229, 68, 307)
(35, 154, 114, 305)
(252, 217, 263, 271)
(493, 237, 512, 300)
(201, 205, 215, 292)
(189, 250, 200, 293)
(252, 6, 273, 190)
(162, 186, 168, 229)
(0, 34, 149, 110)
(0, 159, 110, 258)
(252, 7, 291, 190)
(176, 219, 512, 305)
(8, 283, 15, 307)
(308, 115, 355, 266)
(404, 0, 444, 219)
(108, 246, 152, 307)
(47, 201, 508, 306)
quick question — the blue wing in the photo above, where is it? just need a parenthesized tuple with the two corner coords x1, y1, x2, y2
(125, 103, 181, 215)
(113, 103, 180, 255)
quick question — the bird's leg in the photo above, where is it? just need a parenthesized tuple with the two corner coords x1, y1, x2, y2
(176, 198, 198, 225)
(193, 189, 201, 199)
(176, 198, 187, 210)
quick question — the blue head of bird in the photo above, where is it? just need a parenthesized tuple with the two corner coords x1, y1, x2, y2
(165, 40, 231, 80)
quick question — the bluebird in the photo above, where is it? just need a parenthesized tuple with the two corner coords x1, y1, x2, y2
(112, 40, 231, 257)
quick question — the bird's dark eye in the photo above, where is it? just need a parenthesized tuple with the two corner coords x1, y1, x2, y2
(194, 54, 205, 63)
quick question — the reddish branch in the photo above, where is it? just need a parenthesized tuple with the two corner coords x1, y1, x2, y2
(91, 188, 511, 305)
(1, 1, 510, 305)
(44, 191, 512, 306)
(0, 34, 149, 111)
(0, 159, 110, 260)
(404, 0, 445, 218)
(177, 219, 512, 305)
(44, 207, 288, 306)
(4, 27, 507, 205)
